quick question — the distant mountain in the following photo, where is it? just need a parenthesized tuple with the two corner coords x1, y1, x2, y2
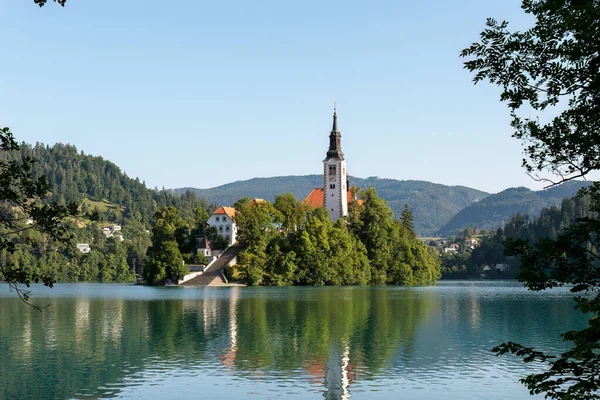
(174, 176, 490, 236)
(436, 180, 591, 235)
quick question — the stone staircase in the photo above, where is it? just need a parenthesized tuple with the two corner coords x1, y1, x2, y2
(180, 244, 243, 286)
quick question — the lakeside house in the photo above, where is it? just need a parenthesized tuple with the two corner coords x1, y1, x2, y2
(207, 206, 237, 244)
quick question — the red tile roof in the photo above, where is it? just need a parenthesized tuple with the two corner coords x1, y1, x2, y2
(303, 188, 325, 208)
(302, 187, 364, 208)
(213, 206, 236, 219)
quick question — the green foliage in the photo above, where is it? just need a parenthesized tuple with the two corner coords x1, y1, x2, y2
(233, 197, 251, 210)
(195, 253, 208, 265)
(175, 176, 489, 236)
(439, 252, 472, 279)
(144, 207, 187, 285)
(273, 193, 306, 234)
(462, 1, 600, 397)
(204, 226, 229, 250)
(235, 190, 440, 287)
(0, 127, 79, 304)
(462, 0, 600, 185)
(3, 142, 213, 227)
(0, 139, 215, 290)
(401, 204, 415, 235)
(441, 194, 593, 279)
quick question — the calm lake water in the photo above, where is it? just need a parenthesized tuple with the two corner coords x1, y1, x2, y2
(0, 281, 588, 400)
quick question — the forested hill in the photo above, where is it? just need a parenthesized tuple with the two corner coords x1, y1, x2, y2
(437, 180, 591, 235)
(14, 142, 586, 237)
(6, 142, 212, 225)
(174, 176, 490, 235)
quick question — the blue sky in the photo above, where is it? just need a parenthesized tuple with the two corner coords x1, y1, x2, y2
(0, 0, 568, 193)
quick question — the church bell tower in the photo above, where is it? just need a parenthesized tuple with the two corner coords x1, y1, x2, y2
(323, 108, 348, 221)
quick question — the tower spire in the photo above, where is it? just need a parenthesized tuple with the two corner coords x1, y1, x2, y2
(332, 105, 339, 133)
(326, 107, 343, 160)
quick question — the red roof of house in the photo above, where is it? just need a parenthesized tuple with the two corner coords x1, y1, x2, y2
(302, 187, 364, 208)
(213, 206, 236, 219)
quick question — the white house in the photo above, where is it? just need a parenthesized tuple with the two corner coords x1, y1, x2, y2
(207, 206, 237, 244)
(76, 243, 91, 254)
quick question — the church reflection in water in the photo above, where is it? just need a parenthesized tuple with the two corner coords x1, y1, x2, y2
(1, 287, 441, 400)
(5, 285, 580, 400)
(208, 286, 438, 399)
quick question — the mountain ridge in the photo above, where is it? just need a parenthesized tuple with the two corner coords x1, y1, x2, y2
(173, 175, 490, 235)
(436, 180, 591, 235)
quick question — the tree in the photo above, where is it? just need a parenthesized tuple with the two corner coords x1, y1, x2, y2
(143, 207, 186, 285)
(0, 127, 78, 306)
(348, 188, 440, 285)
(195, 252, 208, 266)
(273, 193, 305, 233)
(462, 1, 600, 398)
(400, 204, 415, 236)
(233, 197, 251, 210)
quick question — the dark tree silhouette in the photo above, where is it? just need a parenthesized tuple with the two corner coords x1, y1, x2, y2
(462, 0, 600, 398)
(0, 127, 78, 308)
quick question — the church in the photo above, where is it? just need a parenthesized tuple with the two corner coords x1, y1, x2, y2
(303, 108, 361, 220)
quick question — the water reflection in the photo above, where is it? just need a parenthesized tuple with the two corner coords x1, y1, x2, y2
(0, 284, 588, 400)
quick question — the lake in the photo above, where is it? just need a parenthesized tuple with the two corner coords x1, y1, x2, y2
(0, 281, 588, 400)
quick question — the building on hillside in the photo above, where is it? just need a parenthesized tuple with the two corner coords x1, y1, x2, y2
(76, 243, 91, 254)
(76, 220, 86, 229)
(101, 225, 124, 241)
(303, 108, 363, 220)
(207, 206, 237, 244)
